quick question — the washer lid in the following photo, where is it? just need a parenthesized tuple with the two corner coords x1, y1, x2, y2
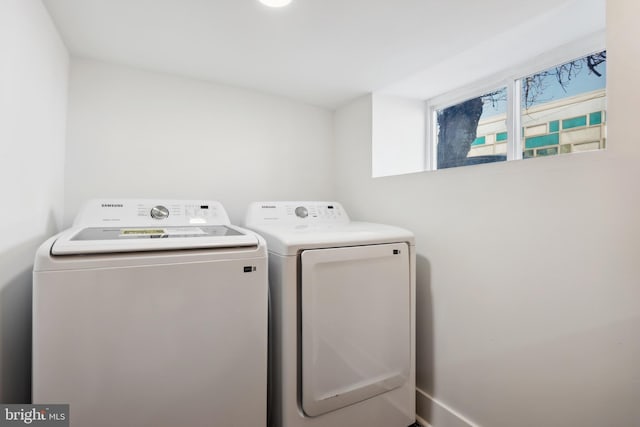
(51, 225, 259, 255)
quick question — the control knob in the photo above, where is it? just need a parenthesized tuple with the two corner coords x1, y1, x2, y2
(295, 206, 308, 218)
(150, 205, 170, 220)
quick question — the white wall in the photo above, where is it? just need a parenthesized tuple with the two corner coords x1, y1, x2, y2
(334, 0, 640, 425)
(0, 0, 68, 403)
(371, 94, 425, 177)
(64, 59, 334, 225)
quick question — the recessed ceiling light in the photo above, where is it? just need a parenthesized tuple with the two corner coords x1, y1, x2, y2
(258, 0, 292, 8)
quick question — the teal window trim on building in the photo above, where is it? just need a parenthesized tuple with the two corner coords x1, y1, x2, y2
(562, 115, 587, 129)
(471, 136, 486, 146)
(549, 120, 559, 132)
(590, 111, 602, 125)
(525, 133, 559, 149)
(496, 132, 508, 142)
(537, 147, 559, 156)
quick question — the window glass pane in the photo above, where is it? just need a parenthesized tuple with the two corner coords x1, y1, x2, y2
(436, 87, 507, 169)
(521, 51, 606, 159)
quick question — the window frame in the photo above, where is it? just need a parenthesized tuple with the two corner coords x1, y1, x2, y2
(424, 35, 606, 171)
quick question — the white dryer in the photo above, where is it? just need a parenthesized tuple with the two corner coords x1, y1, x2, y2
(33, 199, 268, 427)
(245, 201, 416, 427)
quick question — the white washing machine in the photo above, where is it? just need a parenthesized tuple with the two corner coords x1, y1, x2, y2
(33, 199, 268, 427)
(245, 201, 416, 427)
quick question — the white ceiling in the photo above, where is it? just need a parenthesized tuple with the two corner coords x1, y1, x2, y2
(43, 0, 572, 109)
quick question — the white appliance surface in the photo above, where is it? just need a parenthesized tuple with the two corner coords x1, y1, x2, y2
(244, 201, 414, 255)
(52, 199, 258, 255)
(244, 201, 415, 427)
(301, 242, 411, 417)
(33, 199, 268, 427)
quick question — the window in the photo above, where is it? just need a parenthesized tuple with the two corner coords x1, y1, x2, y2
(429, 50, 606, 170)
(435, 87, 508, 169)
(521, 52, 606, 158)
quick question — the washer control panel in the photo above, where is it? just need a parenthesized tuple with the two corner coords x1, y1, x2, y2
(73, 199, 232, 227)
(245, 201, 350, 225)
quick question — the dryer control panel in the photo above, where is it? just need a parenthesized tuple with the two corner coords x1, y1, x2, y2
(73, 199, 232, 227)
(245, 201, 350, 225)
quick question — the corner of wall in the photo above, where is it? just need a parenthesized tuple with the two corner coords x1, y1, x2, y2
(0, 0, 70, 403)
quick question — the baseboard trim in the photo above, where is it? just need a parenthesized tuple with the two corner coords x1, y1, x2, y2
(416, 414, 431, 427)
(416, 388, 479, 427)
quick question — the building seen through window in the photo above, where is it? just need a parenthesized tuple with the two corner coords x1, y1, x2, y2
(435, 51, 606, 170)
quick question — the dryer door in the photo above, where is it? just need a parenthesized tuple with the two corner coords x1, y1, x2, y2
(300, 242, 410, 417)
